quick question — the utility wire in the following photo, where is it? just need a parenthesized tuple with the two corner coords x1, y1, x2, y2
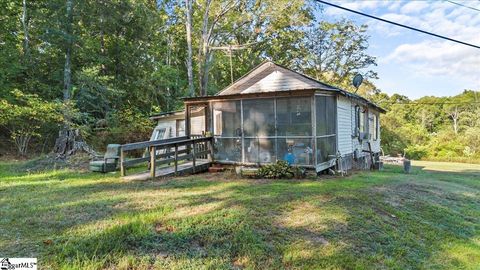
(445, 0, 480, 12)
(315, 0, 480, 49)
(382, 101, 480, 105)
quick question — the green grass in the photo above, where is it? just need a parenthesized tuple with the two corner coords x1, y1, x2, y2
(0, 160, 479, 269)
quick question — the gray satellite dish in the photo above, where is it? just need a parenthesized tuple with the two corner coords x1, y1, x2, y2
(353, 74, 363, 93)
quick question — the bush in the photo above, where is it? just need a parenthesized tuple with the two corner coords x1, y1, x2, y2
(88, 108, 154, 151)
(0, 90, 64, 156)
(256, 161, 304, 179)
(405, 145, 428, 160)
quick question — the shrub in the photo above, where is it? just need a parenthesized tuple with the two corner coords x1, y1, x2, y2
(0, 90, 64, 156)
(405, 145, 428, 160)
(256, 161, 304, 179)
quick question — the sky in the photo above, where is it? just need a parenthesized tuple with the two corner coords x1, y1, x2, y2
(318, 0, 480, 99)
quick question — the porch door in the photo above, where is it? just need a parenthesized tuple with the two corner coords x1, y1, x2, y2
(188, 105, 207, 136)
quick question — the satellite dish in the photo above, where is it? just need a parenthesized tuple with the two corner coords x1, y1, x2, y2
(352, 74, 363, 92)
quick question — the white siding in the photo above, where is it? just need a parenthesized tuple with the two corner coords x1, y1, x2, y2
(337, 96, 353, 155)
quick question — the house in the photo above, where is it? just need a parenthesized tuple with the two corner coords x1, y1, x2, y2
(152, 61, 385, 172)
(149, 107, 205, 139)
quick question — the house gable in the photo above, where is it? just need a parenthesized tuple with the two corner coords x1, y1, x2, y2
(217, 61, 337, 96)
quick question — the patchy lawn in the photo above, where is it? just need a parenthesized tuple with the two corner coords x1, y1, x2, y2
(0, 160, 479, 269)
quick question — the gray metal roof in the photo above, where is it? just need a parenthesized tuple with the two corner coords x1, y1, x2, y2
(214, 61, 385, 112)
(217, 61, 338, 95)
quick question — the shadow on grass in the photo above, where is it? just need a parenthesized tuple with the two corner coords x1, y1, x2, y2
(2, 164, 479, 269)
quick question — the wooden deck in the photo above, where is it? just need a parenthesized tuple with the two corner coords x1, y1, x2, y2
(123, 159, 210, 181)
(119, 136, 213, 181)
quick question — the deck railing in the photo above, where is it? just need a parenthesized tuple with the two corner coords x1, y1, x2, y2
(120, 136, 214, 177)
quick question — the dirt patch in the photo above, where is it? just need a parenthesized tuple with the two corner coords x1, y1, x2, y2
(371, 182, 446, 208)
(308, 234, 329, 245)
(17, 153, 91, 173)
(154, 223, 176, 233)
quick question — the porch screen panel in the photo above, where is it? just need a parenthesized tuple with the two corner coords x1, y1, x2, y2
(213, 101, 241, 137)
(244, 138, 276, 163)
(316, 136, 336, 163)
(276, 97, 313, 166)
(276, 97, 312, 136)
(243, 99, 275, 137)
(316, 96, 336, 136)
(213, 101, 242, 162)
(316, 96, 337, 164)
(277, 137, 314, 165)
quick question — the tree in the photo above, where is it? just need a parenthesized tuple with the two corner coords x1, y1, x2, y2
(185, 0, 194, 97)
(296, 20, 377, 93)
(0, 90, 63, 156)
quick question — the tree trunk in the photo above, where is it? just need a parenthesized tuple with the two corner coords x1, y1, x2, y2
(53, 129, 96, 158)
(21, 0, 30, 58)
(185, 0, 194, 97)
(198, 0, 212, 96)
(63, 0, 73, 101)
(450, 106, 459, 135)
(53, 0, 95, 158)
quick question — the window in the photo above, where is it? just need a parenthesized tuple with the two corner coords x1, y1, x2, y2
(370, 114, 378, 140)
(153, 128, 166, 140)
(360, 107, 367, 133)
(176, 120, 185, 136)
(354, 105, 367, 136)
(354, 105, 360, 136)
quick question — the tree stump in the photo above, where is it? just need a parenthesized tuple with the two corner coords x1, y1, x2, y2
(53, 129, 96, 158)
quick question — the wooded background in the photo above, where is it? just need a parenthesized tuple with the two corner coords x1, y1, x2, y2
(0, 0, 478, 163)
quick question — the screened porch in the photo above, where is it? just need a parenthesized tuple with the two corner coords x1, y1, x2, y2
(210, 95, 337, 170)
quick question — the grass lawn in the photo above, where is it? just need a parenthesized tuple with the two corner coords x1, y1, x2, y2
(0, 160, 479, 269)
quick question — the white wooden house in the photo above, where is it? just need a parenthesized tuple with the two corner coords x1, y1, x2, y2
(152, 61, 384, 172)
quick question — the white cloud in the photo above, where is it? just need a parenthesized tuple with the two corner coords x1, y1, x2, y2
(384, 41, 480, 82)
(323, 0, 389, 16)
(321, 0, 480, 88)
(372, 1, 480, 85)
(400, 1, 429, 14)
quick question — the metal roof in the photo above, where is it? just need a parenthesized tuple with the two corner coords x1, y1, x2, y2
(184, 61, 385, 112)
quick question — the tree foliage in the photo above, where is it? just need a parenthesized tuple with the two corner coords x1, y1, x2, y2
(1, 0, 476, 163)
(371, 90, 480, 162)
(0, 90, 63, 155)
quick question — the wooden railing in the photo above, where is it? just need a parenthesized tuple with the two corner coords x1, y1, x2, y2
(120, 136, 214, 177)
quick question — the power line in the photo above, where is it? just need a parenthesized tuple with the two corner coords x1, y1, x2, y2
(315, 0, 480, 49)
(445, 0, 480, 12)
(382, 101, 480, 105)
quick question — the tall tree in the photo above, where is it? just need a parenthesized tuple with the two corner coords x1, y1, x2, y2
(63, 0, 73, 102)
(296, 20, 377, 93)
(185, 0, 194, 97)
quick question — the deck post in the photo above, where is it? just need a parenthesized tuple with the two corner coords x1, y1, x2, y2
(174, 144, 178, 176)
(192, 140, 196, 173)
(209, 137, 214, 163)
(150, 146, 156, 178)
(120, 146, 125, 176)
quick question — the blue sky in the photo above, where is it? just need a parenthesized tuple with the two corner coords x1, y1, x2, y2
(318, 0, 480, 99)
